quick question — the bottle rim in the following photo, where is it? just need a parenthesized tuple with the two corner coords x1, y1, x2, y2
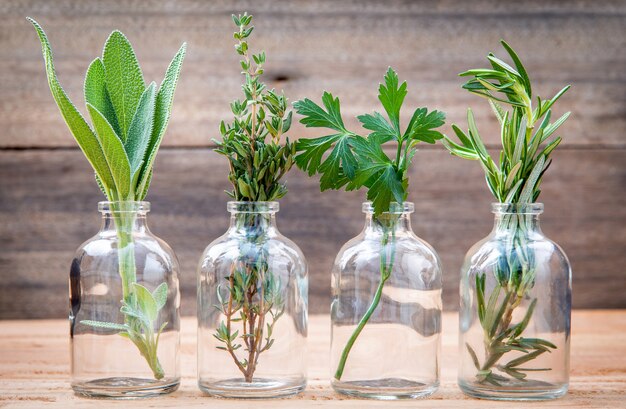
(362, 201, 415, 214)
(227, 201, 279, 214)
(98, 201, 150, 214)
(491, 202, 544, 215)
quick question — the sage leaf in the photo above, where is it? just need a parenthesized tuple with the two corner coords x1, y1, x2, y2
(87, 103, 132, 199)
(81, 320, 128, 331)
(27, 18, 115, 191)
(132, 282, 158, 323)
(152, 282, 168, 311)
(103, 30, 146, 139)
(84, 58, 121, 137)
(125, 82, 156, 175)
(137, 43, 187, 199)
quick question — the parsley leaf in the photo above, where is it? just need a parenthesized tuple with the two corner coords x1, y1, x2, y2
(378, 67, 407, 132)
(405, 108, 446, 143)
(294, 68, 446, 214)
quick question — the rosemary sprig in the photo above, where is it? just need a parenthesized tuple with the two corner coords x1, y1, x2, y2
(29, 18, 185, 379)
(294, 69, 445, 379)
(443, 40, 570, 385)
(211, 13, 294, 382)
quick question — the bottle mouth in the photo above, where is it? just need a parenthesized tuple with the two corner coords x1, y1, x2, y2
(227, 201, 279, 214)
(98, 201, 150, 214)
(362, 201, 414, 214)
(491, 203, 544, 215)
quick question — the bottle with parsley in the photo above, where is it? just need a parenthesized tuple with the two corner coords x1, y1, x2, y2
(443, 41, 572, 400)
(196, 14, 307, 398)
(294, 69, 445, 399)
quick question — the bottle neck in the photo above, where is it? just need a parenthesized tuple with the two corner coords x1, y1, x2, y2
(363, 212, 412, 236)
(226, 201, 279, 238)
(361, 202, 415, 237)
(98, 201, 151, 235)
(229, 212, 278, 237)
(491, 203, 544, 238)
(100, 212, 150, 235)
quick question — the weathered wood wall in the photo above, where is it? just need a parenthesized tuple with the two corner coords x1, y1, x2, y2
(0, 0, 624, 318)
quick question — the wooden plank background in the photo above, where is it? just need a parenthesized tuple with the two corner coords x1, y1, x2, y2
(0, 0, 624, 318)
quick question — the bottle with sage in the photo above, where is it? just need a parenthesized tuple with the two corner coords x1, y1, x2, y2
(196, 13, 308, 399)
(29, 19, 186, 398)
(294, 68, 444, 399)
(443, 41, 572, 400)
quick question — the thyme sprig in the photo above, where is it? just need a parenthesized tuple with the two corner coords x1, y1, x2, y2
(294, 70, 445, 380)
(212, 13, 293, 382)
(214, 13, 296, 202)
(443, 40, 570, 386)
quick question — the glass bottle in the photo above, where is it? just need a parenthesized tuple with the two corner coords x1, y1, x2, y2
(458, 203, 571, 400)
(330, 202, 442, 399)
(197, 201, 308, 398)
(70, 201, 181, 398)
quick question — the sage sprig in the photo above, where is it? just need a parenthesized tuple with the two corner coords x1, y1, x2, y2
(211, 13, 294, 382)
(443, 40, 570, 386)
(294, 69, 445, 380)
(29, 18, 185, 379)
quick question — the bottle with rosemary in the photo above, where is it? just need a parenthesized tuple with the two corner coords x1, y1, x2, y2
(28, 19, 186, 398)
(294, 68, 444, 399)
(443, 41, 572, 400)
(197, 13, 307, 399)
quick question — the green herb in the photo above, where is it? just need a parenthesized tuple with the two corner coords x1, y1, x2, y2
(28, 18, 185, 379)
(443, 40, 570, 385)
(211, 13, 294, 382)
(294, 69, 445, 380)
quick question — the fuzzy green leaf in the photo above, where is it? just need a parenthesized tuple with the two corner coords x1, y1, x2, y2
(137, 43, 187, 200)
(125, 82, 156, 176)
(84, 58, 121, 137)
(27, 18, 115, 192)
(81, 320, 128, 331)
(132, 283, 158, 323)
(152, 282, 168, 311)
(87, 103, 132, 199)
(103, 30, 146, 139)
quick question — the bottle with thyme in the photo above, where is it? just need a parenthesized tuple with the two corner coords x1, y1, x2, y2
(196, 13, 307, 398)
(443, 41, 572, 400)
(294, 69, 445, 399)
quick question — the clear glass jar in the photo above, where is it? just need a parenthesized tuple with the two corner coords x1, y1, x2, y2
(330, 202, 442, 399)
(197, 202, 308, 398)
(70, 201, 181, 398)
(458, 203, 571, 400)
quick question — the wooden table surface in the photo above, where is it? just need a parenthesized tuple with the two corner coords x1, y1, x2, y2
(1, 311, 625, 408)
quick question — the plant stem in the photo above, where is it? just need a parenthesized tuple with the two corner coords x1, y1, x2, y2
(334, 217, 397, 380)
(219, 211, 279, 383)
(479, 291, 520, 372)
(113, 204, 164, 379)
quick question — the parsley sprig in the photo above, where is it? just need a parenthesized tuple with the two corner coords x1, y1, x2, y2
(294, 69, 445, 380)
(294, 68, 446, 214)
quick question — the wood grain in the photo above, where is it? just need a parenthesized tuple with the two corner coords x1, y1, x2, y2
(1, 149, 624, 318)
(0, 0, 625, 317)
(0, 311, 625, 407)
(1, 0, 624, 147)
